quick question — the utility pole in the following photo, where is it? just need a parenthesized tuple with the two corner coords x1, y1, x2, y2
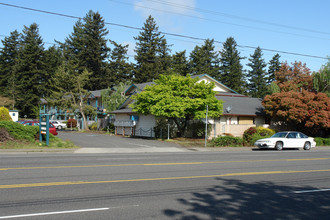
(205, 105, 208, 147)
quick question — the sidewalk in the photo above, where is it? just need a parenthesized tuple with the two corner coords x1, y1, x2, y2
(0, 146, 329, 154)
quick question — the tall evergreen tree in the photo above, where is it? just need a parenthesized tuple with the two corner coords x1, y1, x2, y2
(60, 10, 110, 90)
(43, 46, 63, 97)
(219, 37, 246, 94)
(0, 30, 21, 102)
(134, 15, 171, 83)
(189, 39, 220, 78)
(16, 23, 46, 117)
(246, 47, 267, 98)
(108, 40, 132, 84)
(171, 50, 189, 76)
(267, 53, 281, 84)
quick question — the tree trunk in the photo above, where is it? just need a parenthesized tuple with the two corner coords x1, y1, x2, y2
(79, 94, 89, 131)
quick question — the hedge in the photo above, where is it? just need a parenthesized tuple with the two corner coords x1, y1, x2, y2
(0, 121, 39, 142)
(210, 136, 243, 147)
(314, 137, 330, 146)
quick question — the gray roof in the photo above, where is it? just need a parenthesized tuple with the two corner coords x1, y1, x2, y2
(112, 96, 264, 117)
(217, 95, 264, 116)
(110, 108, 134, 114)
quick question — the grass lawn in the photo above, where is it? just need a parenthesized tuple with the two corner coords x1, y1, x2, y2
(0, 138, 79, 150)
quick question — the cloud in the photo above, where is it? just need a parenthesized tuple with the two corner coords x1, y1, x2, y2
(134, 0, 197, 32)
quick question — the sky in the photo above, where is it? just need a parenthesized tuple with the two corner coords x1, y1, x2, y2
(0, 0, 329, 72)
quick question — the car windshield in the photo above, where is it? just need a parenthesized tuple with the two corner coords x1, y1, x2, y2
(271, 132, 288, 138)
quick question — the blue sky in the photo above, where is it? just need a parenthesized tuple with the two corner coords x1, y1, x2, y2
(0, 0, 329, 72)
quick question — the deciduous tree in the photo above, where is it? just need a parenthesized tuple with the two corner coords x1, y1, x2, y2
(131, 74, 223, 136)
(263, 62, 330, 135)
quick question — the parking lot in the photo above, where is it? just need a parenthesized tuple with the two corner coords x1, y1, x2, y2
(58, 131, 189, 153)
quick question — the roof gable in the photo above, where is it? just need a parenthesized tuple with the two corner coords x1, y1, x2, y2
(192, 74, 238, 94)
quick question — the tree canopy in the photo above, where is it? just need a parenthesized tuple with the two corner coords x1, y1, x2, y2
(131, 74, 223, 136)
(219, 37, 245, 94)
(263, 62, 329, 135)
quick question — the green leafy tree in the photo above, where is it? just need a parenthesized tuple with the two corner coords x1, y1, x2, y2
(263, 62, 330, 135)
(60, 10, 110, 90)
(189, 39, 220, 78)
(246, 47, 268, 98)
(313, 59, 330, 96)
(171, 50, 189, 76)
(219, 37, 246, 94)
(101, 82, 129, 112)
(15, 23, 47, 118)
(49, 62, 94, 131)
(0, 30, 21, 106)
(131, 74, 223, 137)
(267, 53, 281, 84)
(134, 15, 171, 83)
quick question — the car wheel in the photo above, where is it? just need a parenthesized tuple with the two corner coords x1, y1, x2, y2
(58, 125, 62, 130)
(303, 142, 311, 150)
(275, 142, 283, 151)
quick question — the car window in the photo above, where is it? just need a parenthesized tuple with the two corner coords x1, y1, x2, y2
(287, 132, 297, 138)
(272, 132, 288, 138)
(49, 123, 54, 128)
(298, 132, 308, 138)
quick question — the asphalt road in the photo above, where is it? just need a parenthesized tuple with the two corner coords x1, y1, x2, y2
(0, 149, 330, 219)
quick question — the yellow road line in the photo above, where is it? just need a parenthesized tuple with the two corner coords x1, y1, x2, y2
(1, 169, 330, 189)
(0, 158, 329, 171)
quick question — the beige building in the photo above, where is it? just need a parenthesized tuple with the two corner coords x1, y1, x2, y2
(111, 74, 266, 138)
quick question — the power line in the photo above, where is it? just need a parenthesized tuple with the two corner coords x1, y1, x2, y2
(110, 0, 330, 41)
(0, 2, 327, 60)
(144, 0, 330, 36)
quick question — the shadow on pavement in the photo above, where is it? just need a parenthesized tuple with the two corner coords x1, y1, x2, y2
(163, 178, 330, 219)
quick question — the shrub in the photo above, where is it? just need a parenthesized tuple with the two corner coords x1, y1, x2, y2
(89, 122, 98, 130)
(0, 121, 39, 142)
(314, 137, 330, 146)
(243, 127, 257, 145)
(0, 107, 12, 121)
(243, 126, 275, 146)
(211, 136, 243, 147)
(67, 119, 77, 128)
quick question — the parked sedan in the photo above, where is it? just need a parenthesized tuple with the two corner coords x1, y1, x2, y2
(22, 120, 58, 136)
(254, 131, 316, 150)
(50, 120, 67, 130)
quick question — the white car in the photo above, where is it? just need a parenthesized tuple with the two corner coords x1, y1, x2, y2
(254, 131, 316, 150)
(50, 120, 67, 130)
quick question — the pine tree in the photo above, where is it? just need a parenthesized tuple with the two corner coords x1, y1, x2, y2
(0, 30, 21, 102)
(246, 47, 267, 98)
(43, 46, 63, 97)
(134, 15, 171, 83)
(60, 10, 110, 90)
(171, 50, 189, 76)
(16, 23, 46, 117)
(267, 53, 281, 84)
(219, 37, 246, 94)
(108, 40, 132, 84)
(189, 39, 220, 78)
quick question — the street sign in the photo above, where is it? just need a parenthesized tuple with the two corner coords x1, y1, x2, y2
(39, 114, 50, 146)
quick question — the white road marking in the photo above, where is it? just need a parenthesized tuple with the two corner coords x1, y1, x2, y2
(293, 188, 330, 194)
(0, 207, 109, 219)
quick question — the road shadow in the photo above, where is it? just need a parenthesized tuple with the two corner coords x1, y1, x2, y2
(163, 178, 330, 220)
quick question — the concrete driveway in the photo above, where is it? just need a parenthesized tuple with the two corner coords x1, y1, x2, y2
(58, 131, 189, 153)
